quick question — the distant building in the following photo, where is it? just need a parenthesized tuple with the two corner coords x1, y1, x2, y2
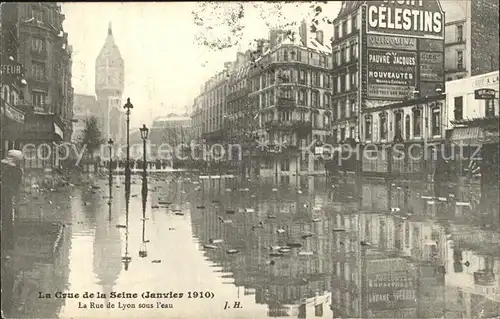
(149, 114, 192, 164)
(95, 22, 126, 144)
(441, 0, 499, 81)
(71, 94, 99, 142)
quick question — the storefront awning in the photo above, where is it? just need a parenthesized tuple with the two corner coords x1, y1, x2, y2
(449, 127, 484, 145)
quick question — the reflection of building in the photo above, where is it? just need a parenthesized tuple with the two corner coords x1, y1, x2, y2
(92, 201, 122, 304)
(440, 0, 499, 81)
(331, 1, 446, 178)
(9, 220, 71, 318)
(95, 22, 126, 144)
(445, 237, 500, 310)
(189, 185, 334, 317)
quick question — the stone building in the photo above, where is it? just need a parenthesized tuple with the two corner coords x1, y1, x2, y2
(441, 0, 499, 81)
(192, 69, 229, 165)
(249, 22, 332, 180)
(95, 22, 126, 144)
(330, 0, 446, 179)
(2, 3, 74, 169)
(1, 2, 26, 158)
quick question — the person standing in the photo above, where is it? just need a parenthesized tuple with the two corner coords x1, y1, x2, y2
(0, 149, 24, 254)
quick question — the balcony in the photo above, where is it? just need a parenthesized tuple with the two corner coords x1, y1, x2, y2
(276, 97, 296, 110)
(202, 129, 224, 142)
(264, 120, 312, 135)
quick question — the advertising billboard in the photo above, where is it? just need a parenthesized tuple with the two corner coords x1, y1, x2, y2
(367, 49, 416, 99)
(362, 1, 445, 101)
(366, 0, 444, 40)
(419, 52, 444, 82)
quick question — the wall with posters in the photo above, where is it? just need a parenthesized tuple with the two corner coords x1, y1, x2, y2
(361, 0, 445, 103)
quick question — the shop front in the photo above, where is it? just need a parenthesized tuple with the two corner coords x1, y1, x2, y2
(448, 117, 500, 183)
(21, 114, 64, 170)
(1, 100, 26, 158)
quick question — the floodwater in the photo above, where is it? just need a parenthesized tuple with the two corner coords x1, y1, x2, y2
(4, 173, 500, 318)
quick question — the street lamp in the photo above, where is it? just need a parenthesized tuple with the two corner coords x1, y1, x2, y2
(139, 124, 149, 198)
(108, 138, 114, 202)
(123, 98, 134, 195)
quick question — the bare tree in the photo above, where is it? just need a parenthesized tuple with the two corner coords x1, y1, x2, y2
(192, 2, 334, 53)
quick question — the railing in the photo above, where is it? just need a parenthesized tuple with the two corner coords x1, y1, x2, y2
(276, 97, 296, 109)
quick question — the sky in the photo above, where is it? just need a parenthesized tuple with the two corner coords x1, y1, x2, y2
(62, 2, 340, 128)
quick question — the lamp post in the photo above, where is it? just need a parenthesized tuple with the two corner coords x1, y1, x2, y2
(123, 98, 134, 195)
(108, 138, 114, 201)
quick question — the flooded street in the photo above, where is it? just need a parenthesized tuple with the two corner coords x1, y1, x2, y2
(5, 173, 500, 318)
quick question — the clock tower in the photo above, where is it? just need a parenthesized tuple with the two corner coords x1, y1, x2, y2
(95, 22, 125, 144)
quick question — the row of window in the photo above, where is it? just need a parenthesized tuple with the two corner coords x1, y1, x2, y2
(333, 71, 358, 95)
(251, 69, 332, 91)
(332, 98, 357, 121)
(332, 127, 356, 143)
(454, 95, 498, 119)
(363, 108, 441, 141)
(273, 48, 330, 68)
(261, 110, 330, 126)
(332, 41, 359, 67)
(333, 13, 358, 42)
(258, 87, 332, 109)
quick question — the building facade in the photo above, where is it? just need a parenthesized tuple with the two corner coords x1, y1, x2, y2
(441, 0, 499, 81)
(330, 0, 446, 179)
(1, 3, 26, 158)
(1, 3, 74, 169)
(445, 71, 499, 182)
(95, 23, 126, 144)
(193, 22, 333, 178)
(250, 24, 333, 180)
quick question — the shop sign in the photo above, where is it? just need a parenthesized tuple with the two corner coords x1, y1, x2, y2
(420, 52, 444, 82)
(367, 34, 417, 50)
(25, 118, 53, 133)
(473, 72, 499, 89)
(474, 88, 496, 100)
(366, 0, 444, 39)
(367, 49, 416, 99)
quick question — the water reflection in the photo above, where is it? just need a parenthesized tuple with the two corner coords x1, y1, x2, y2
(121, 190, 132, 271)
(5, 190, 72, 318)
(92, 193, 122, 305)
(13, 174, 497, 318)
(191, 175, 499, 318)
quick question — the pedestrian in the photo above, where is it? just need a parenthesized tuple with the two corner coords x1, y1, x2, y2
(0, 149, 24, 254)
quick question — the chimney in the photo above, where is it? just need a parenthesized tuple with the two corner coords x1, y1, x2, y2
(316, 30, 324, 45)
(269, 29, 279, 48)
(236, 52, 245, 65)
(299, 20, 307, 46)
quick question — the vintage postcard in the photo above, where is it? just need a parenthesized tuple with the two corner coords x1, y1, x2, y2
(1, 1, 499, 318)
